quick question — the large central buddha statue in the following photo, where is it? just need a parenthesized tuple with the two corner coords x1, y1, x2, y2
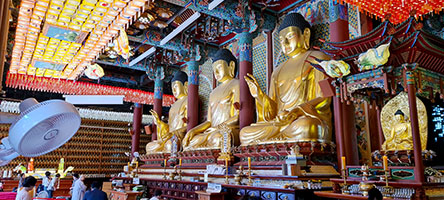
(182, 49, 240, 151)
(240, 12, 332, 145)
(146, 71, 188, 153)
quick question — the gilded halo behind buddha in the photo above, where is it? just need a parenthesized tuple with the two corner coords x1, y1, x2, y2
(146, 71, 189, 153)
(380, 92, 428, 151)
(239, 12, 332, 145)
(182, 49, 240, 151)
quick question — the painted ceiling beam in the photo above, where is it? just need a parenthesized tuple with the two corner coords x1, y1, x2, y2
(186, 0, 242, 21)
(161, 12, 201, 45)
(95, 60, 147, 71)
(128, 34, 184, 52)
(130, 47, 156, 66)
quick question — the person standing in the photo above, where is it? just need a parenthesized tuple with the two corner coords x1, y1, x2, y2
(82, 181, 107, 200)
(15, 176, 37, 200)
(17, 173, 25, 191)
(70, 173, 79, 195)
(47, 173, 60, 198)
(71, 175, 86, 200)
(42, 171, 51, 195)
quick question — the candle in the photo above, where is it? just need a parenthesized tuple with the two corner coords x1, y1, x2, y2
(179, 158, 182, 166)
(136, 162, 138, 168)
(341, 156, 346, 171)
(248, 157, 251, 169)
(164, 159, 167, 167)
(383, 156, 388, 171)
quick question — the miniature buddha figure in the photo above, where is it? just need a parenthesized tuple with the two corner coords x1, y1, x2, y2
(240, 12, 332, 145)
(182, 49, 240, 151)
(382, 110, 413, 150)
(146, 71, 188, 153)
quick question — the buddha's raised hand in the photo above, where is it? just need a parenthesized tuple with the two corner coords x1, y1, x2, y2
(244, 73, 262, 98)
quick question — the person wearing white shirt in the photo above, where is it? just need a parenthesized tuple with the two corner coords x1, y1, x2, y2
(71, 175, 86, 200)
(47, 173, 60, 198)
(15, 176, 37, 200)
(42, 171, 51, 193)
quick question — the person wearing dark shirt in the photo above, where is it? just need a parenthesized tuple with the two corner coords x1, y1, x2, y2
(83, 181, 108, 200)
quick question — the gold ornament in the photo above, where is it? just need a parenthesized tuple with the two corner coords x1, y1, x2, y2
(380, 92, 427, 151)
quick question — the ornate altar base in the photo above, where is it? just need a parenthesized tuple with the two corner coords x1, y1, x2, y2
(117, 170, 337, 199)
(177, 149, 221, 167)
(140, 153, 171, 167)
(234, 142, 335, 166)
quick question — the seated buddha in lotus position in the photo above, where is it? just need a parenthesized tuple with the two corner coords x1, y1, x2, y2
(383, 110, 413, 150)
(240, 12, 332, 145)
(182, 49, 240, 151)
(146, 71, 188, 153)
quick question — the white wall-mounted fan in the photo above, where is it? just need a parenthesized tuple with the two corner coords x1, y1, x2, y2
(0, 98, 81, 166)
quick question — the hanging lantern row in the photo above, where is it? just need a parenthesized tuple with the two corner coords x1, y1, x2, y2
(5, 73, 175, 107)
(340, 0, 444, 24)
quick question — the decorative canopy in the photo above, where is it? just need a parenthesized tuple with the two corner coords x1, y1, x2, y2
(10, 0, 146, 80)
(341, 0, 444, 25)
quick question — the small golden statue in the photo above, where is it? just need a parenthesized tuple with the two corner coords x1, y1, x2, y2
(182, 49, 240, 151)
(240, 12, 332, 145)
(146, 71, 188, 153)
(381, 92, 427, 151)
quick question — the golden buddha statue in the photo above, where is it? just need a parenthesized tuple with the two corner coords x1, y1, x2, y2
(146, 71, 188, 153)
(240, 12, 332, 145)
(383, 110, 413, 150)
(182, 49, 240, 151)
(380, 92, 427, 151)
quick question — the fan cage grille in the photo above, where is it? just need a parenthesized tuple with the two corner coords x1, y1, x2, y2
(19, 113, 80, 157)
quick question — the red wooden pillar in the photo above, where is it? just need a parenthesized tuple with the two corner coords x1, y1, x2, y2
(333, 97, 345, 160)
(153, 76, 163, 141)
(237, 32, 254, 129)
(405, 69, 425, 183)
(187, 61, 199, 131)
(329, 0, 359, 165)
(375, 103, 385, 148)
(132, 103, 143, 156)
(0, 0, 10, 91)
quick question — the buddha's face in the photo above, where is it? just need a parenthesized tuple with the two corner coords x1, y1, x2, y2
(213, 60, 235, 83)
(279, 26, 310, 57)
(171, 81, 187, 99)
(395, 114, 405, 122)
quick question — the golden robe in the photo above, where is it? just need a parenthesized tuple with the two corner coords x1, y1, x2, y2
(146, 97, 187, 153)
(240, 51, 332, 145)
(183, 79, 239, 150)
